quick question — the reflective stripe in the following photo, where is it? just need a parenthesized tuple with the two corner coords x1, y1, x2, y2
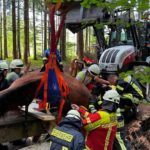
(110, 85, 116, 90)
(104, 127, 112, 150)
(122, 93, 133, 100)
(116, 132, 127, 150)
(89, 105, 94, 108)
(85, 119, 101, 131)
(84, 112, 89, 117)
(130, 82, 144, 98)
(86, 117, 91, 124)
(85, 119, 116, 131)
(117, 85, 124, 91)
(117, 121, 124, 128)
(49, 141, 52, 148)
(98, 100, 103, 105)
(51, 129, 73, 142)
(124, 76, 132, 83)
(85, 146, 91, 150)
(62, 146, 68, 150)
(101, 123, 117, 128)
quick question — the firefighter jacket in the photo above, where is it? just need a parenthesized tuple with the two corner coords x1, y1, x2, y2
(76, 70, 93, 86)
(78, 106, 118, 150)
(49, 117, 85, 150)
(116, 75, 144, 104)
(6, 72, 20, 86)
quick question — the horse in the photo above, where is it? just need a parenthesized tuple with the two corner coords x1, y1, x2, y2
(0, 71, 91, 116)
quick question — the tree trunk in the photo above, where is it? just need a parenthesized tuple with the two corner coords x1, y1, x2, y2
(17, 0, 21, 58)
(77, 31, 84, 60)
(12, 0, 17, 59)
(48, 20, 51, 49)
(60, 25, 66, 61)
(88, 27, 91, 49)
(85, 28, 88, 51)
(24, 0, 29, 64)
(0, 4, 2, 59)
(44, 0, 47, 51)
(33, 0, 36, 60)
(41, 11, 44, 53)
(3, 0, 8, 58)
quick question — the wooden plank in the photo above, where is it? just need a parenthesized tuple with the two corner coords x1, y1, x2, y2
(22, 103, 55, 121)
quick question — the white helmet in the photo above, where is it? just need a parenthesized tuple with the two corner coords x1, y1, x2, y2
(103, 90, 120, 104)
(10, 59, 24, 69)
(66, 110, 81, 120)
(0, 61, 9, 70)
(88, 64, 100, 76)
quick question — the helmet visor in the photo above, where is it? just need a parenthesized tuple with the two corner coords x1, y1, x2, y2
(16, 64, 24, 68)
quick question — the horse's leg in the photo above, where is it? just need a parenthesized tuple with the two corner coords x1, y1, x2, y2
(57, 99, 65, 123)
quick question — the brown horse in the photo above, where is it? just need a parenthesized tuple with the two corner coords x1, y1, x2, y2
(0, 71, 91, 116)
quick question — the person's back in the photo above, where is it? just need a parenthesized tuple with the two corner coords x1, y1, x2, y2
(6, 72, 19, 86)
(49, 110, 85, 150)
(84, 110, 117, 150)
(6, 59, 24, 86)
(72, 90, 120, 150)
(0, 61, 9, 91)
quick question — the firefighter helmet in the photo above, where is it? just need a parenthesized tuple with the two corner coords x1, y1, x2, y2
(0, 61, 9, 70)
(10, 59, 24, 69)
(88, 64, 100, 76)
(66, 110, 81, 120)
(103, 90, 120, 104)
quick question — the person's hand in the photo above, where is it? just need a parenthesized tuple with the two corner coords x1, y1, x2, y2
(71, 104, 79, 111)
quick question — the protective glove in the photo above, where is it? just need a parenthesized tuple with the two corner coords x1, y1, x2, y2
(71, 104, 79, 111)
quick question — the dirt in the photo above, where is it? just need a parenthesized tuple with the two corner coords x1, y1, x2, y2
(127, 104, 150, 150)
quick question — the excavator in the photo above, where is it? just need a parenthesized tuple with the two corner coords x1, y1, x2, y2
(64, 3, 150, 74)
(98, 13, 150, 73)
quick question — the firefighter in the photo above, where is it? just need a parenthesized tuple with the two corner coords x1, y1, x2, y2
(41, 48, 63, 72)
(107, 74, 146, 119)
(69, 58, 84, 77)
(6, 59, 24, 86)
(76, 64, 109, 92)
(49, 109, 86, 150)
(0, 61, 9, 90)
(107, 74, 146, 150)
(72, 89, 120, 150)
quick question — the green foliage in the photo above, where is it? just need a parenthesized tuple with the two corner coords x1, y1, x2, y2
(66, 42, 77, 62)
(29, 57, 43, 69)
(81, 0, 149, 12)
(119, 67, 150, 84)
(133, 67, 150, 84)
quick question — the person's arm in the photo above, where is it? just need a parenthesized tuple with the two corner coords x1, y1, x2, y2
(94, 76, 110, 85)
(71, 104, 101, 125)
(22, 62, 31, 75)
(71, 104, 90, 118)
(74, 134, 86, 150)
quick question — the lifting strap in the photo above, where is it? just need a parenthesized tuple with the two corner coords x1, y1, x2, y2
(36, 3, 69, 109)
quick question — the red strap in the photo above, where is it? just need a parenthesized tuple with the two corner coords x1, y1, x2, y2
(56, 14, 66, 45)
(49, 5, 56, 54)
(35, 5, 68, 110)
